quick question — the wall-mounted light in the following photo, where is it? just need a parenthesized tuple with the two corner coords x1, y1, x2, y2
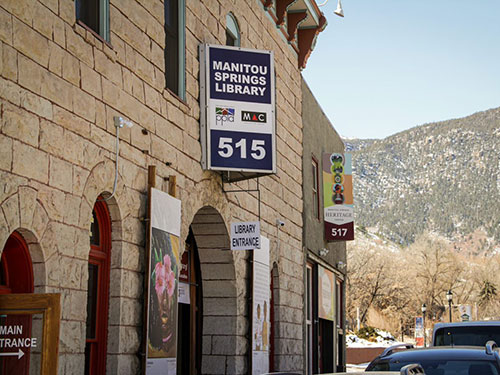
(319, 248, 329, 256)
(337, 260, 346, 269)
(317, 0, 344, 18)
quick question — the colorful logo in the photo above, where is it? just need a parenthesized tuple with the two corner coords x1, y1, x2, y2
(242, 111, 267, 123)
(215, 107, 235, 126)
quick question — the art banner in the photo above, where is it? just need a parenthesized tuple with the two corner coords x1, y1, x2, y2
(146, 188, 181, 375)
(323, 153, 354, 241)
(252, 236, 270, 375)
(318, 266, 335, 321)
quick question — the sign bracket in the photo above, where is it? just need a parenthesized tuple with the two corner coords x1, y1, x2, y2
(222, 176, 261, 222)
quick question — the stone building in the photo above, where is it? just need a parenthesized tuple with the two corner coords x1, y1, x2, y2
(301, 79, 347, 373)
(0, 0, 329, 374)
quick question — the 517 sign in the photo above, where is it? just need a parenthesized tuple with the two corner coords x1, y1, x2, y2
(211, 130, 272, 171)
(331, 228, 348, 237)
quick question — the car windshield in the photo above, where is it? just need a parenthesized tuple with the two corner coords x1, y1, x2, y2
(369, 359, 500, 375)
(434, 326, 500, 346)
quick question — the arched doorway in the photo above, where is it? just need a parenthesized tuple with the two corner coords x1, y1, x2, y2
(0, 231, 34, 374)
(184, 206, 242, 374)
(177, 228, 203, 375)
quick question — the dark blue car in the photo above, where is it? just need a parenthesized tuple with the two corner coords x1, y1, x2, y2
(366, 342, 500, 375)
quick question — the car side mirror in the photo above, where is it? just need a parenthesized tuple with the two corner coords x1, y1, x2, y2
(400, 363, 426, 375)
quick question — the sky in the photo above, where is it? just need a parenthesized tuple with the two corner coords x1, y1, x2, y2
(302, 0, 500, 139)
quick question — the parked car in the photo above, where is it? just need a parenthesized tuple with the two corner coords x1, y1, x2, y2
(326, 363, 425, 375)
(365, 342, 500, 375)
(433, 321, 500, 346)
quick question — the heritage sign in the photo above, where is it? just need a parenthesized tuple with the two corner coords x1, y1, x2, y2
(200, 44, 276, 175)
(230, 221, 261, 250)
(323, 153, 354, 241)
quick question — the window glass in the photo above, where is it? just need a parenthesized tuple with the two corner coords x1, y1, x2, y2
(165, 0, 185, 98)
(75, 0, 109, 41)
(434, 327, 500, 346)
(226, 13, 240, 47)
(312, 159, 319, 219)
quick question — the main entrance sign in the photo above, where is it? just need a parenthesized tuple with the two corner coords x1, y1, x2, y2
(200, 44, 276, 179)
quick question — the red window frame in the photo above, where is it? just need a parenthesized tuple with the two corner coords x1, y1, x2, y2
(0, 231, 34, 375)
(85, 200, 111, 375)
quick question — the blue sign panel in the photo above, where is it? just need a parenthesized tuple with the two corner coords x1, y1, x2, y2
(209, 48, 272, 104)
(210, 130, 272, 170)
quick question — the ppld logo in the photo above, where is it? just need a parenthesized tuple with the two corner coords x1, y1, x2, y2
(215, 107, 235, 126)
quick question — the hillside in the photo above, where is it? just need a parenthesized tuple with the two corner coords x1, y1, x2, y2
(346, 107, 500, 251)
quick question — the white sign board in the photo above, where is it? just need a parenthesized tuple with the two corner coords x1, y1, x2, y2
(458, 305, 472, 321)
(252, 236, 270, 375)
(200, 44, 276, 174)
(230, 221, 261, 250)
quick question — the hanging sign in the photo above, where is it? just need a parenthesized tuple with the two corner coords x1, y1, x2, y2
(146, 188, 181, 375)
(323, 153, 354, 241)
(200, 44, 276, 175)
(415, 316, 424, 347)
(230, 221, 261, 250)
(252, 236, 270, 375)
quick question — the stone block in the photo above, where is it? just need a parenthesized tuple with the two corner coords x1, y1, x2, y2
(0, 7, 12, 44)
(95, 48, 122, 87)
(32, 2, 54, 40)
(2, 193, 19, 233)
(0, 134, 12, 171)
(203, 297, 237, 316)
(20, 89, 53, 120)
(118, 326, 141, 353)
(63, 354, 85, 375)
(48, 42, 64, 76)
(59, 320, 85, 353)
(2, 0, 35, 27)
(37, 185, 66, 222)
(60, 256, 85, 289)
(13, 18, 49, 68)
(65, 24, 93, 67)
(62, 51, 81, 86)
(0, 77, 20, 105)
(200, 263, 235, 281)
(19, 186, 37, 229)
(49, 156, 73, 192)
(123, 69, 144, 101)
(59, 0, 76, 25)
(202, 355, 227, 375)
(53, 17, 65, 47)
(71, 87, 96, 123)
(2, 44, 17, 81)
(203, 316, 236, 335)
(81, 62, 102, 98)
(226, 355, 248, 375)
(61, 289, 87, 320)
(32, 201, 49, 242)
(40, 70, 73, 111)
(12, 141, 48, 183)
(39, 119, 65, 158)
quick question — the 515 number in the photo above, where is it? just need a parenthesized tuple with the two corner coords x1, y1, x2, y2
(218, 137, 266, 160)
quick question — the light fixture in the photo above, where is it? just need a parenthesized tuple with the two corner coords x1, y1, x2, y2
(317, 0, 344, 18)
(334, 0, 344, 17)
(99, 116, 135, 202)
(319, 248, 329, 256)
(446, 290, 453, 302)
(421, 303, 427, 313)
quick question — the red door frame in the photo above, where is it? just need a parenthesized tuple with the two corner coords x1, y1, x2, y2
(86, 200, 111, 375)
(0, 231, 34, 375)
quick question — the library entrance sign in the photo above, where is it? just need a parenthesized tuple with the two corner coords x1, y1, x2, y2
(0, 293, 60, 374)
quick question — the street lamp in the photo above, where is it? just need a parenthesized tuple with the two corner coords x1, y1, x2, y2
(446, 290, 453, 322)
(421, 303, 427, 347)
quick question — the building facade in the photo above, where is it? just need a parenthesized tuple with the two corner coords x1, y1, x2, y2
(0, 0, 328, 374)
(301, 79, 347, 374)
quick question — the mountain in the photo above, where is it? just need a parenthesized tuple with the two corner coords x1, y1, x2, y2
(346, 107, 500, 252)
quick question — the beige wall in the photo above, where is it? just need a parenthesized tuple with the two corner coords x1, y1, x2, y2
(0, 0, 308, 373)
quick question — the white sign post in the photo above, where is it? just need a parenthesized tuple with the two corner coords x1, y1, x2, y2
(230, 221, 261, 250)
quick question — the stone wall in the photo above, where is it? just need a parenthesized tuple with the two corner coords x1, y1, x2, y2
(0, 0, 306, 374)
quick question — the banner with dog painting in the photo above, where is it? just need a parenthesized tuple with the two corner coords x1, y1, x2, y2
(146, 188, 181, 375)
(323, 153, 354, 241)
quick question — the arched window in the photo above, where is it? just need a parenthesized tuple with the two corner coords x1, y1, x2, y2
(226, 13, 240, 47)
(85, 199, 112, 375)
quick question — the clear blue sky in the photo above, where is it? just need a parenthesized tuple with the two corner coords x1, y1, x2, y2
(302, 0, 500, 139)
